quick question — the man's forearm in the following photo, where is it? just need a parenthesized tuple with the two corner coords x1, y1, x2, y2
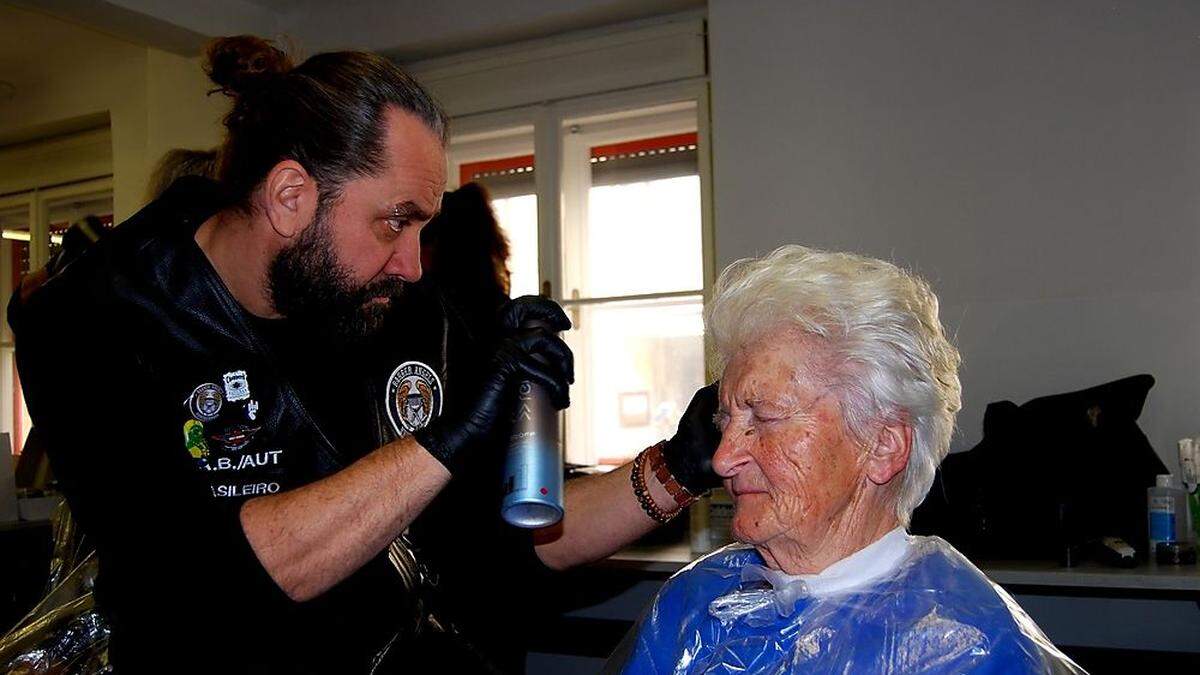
(533, 459, 679, 570)
(240, 436, 449, 601)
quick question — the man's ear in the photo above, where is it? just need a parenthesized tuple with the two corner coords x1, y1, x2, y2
(865, 418, 913, 486)
(262, 160, 316, 239)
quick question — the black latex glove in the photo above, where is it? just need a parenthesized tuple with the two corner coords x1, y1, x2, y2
(415, 296, 574, 474)
(660, 382, 723, 494)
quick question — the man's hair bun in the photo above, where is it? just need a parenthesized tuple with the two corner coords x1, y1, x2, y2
(205, 35, 447, 214)
(204, 36, 293, 96)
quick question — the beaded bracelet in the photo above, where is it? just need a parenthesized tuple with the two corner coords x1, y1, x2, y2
(630, 444, 675, 525)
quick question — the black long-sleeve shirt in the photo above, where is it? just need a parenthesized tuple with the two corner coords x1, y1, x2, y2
(11, 177, 550, 673)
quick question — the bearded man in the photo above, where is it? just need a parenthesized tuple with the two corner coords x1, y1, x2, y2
(11, 36, 722, 674)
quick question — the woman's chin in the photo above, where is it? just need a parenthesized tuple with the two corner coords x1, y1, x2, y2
(730, 506, 775, 546)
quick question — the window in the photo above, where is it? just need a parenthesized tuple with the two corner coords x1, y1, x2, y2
(447, 87, 712, 467)
(0, 200, 32, 457)
(0, 179, 113, 457)
(560, 104, 705, 466)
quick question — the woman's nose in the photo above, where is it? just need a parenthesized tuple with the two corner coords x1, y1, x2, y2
(711, 426, 752, 478)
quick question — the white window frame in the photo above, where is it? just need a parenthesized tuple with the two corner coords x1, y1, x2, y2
(449, 79, 716, 307)
(559, 100, 701, 305)
(446, 79, 716, 464)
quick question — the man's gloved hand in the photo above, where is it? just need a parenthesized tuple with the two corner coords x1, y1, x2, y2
(415, 296, 574, 474)
(660, 382, 723, 494)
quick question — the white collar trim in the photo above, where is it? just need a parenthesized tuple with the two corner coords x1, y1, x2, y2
(724, 527, 912, 618)
(789, 526, 911, 597)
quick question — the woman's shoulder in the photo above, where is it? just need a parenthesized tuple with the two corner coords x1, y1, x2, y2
(650, 544, 761, 611)
(624, 545, 760, 663)
(878, 536, 1041, 637)
(672, 544, 760, 584)
(894, 536, 1005, 599)
(871, 536, 1080, 672)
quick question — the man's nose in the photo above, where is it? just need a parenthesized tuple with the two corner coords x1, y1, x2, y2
(710, 426, 751, 478)
(385, 229, 423, 282)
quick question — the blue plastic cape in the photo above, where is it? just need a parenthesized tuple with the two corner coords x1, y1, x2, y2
(608, 533, 1086, 674)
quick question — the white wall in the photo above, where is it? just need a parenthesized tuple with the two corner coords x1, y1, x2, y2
(708, 0, 1200, 469)
(406, 15, 706, 117)
(284, 0, 703, 59)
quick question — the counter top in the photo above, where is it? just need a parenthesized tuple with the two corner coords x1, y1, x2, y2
(606, 541, 1200, 592)
(0, 518, 51, 533)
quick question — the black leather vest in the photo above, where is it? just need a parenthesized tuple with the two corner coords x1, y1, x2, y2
(13, 177, 464, 671)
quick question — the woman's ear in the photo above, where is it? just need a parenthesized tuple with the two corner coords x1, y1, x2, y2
(865, 420, 912, 486)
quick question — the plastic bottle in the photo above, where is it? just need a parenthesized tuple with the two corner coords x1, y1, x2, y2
(1148, 474, 1188, 552)
(1183, 438, 1200, 541)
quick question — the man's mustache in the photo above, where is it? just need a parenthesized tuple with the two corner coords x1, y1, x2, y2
(357, 277, 409, 304)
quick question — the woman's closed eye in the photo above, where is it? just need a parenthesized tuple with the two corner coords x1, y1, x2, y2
(752, 409, 791, 424)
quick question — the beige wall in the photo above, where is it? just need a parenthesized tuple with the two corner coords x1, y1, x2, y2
(0, 5, 226, 219)
(144, 48, 227, 196)
(0, 127, 112, 196)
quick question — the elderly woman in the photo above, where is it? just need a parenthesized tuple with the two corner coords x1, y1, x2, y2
(608, 246, 1083, 674)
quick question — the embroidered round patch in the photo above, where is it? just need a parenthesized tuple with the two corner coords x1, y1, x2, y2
(385, 361, 443, 436)
(188, 383, 224, 422)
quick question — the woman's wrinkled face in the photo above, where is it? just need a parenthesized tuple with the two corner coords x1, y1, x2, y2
(712, 331, 868, 552)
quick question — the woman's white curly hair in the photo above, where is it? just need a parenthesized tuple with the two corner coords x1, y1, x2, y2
(705, 245, 962, 525)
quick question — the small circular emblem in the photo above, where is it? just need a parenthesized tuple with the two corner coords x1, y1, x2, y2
(385, 361, 444, 436)
(189, 383, 224, 422)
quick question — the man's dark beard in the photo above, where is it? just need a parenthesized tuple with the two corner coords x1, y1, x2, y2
(268, 207, 407, 342)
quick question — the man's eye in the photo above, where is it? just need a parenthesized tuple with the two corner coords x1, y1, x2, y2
(384, 217, 408, 232)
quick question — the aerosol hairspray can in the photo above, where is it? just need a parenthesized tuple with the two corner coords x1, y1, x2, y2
(501, 319, 564, 528)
